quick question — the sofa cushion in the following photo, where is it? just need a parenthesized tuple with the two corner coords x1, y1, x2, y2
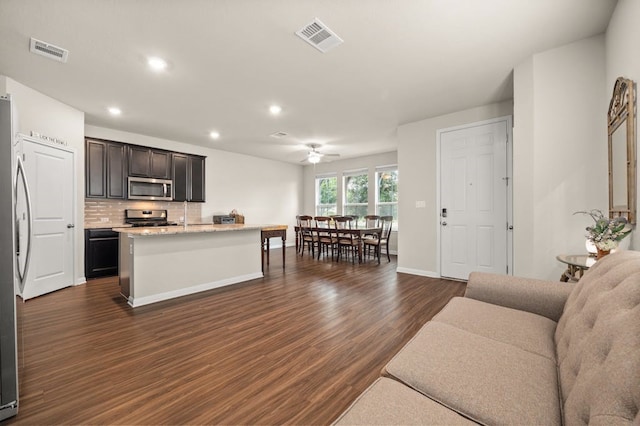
(383, 321, 561, 425)
(332, 377, 475, 425)
(465, 272, 573, 321)
(555, 251, 640, 425)
(433, 296, 557, 361)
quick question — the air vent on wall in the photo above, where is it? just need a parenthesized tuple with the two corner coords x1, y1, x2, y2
(29, 37, 69, 63)
(295, 18, 343, 53)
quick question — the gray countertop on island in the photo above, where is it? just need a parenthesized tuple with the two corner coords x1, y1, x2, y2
(112, 223, 283, 236)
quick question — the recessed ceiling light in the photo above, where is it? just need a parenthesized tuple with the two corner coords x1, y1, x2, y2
(147, 56, 168, 72)
(269, 105, 282, 115)
(209, 131, 220, 140)
(108, 107, 121, 116)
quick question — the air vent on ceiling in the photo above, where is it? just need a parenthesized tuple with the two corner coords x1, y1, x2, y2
(270, 131, 289, 138)
(29, 37, 69, 63)
(295, 18, 343, 53)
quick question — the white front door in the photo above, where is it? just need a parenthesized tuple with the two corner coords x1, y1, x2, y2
(439, 118, 510, 280)
(17, 138, 75, 299)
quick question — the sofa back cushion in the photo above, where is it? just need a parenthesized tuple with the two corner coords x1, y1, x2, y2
(555, 250, 640, 425)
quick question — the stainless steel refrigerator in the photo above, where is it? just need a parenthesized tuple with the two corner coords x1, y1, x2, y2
(0, 94, 21, 420)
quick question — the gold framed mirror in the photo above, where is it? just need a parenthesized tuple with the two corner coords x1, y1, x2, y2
(608, 77, 636, 224)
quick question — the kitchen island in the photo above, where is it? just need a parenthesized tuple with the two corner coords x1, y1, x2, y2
(115, 224, 281, 307)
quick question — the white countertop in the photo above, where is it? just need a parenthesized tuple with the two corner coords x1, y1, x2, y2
(112, 223, 281, 236)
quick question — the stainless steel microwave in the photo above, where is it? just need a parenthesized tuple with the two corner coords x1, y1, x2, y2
(128, 177, 172, 201)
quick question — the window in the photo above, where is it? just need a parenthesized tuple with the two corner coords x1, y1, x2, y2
(316, 175, 337, 216)
(343, 171, 368, 225)
(376, 167, 398, 226)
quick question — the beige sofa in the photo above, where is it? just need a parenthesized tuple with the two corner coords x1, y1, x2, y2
(334, 250, 640, 425)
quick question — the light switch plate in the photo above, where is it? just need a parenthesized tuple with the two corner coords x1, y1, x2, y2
(415, 200, 426, 208)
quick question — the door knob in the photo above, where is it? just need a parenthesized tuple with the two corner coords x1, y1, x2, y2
(67, 224, 75, 228)
(441, 221, 447, 226)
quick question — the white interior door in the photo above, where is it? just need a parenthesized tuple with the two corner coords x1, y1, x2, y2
(18, 138, 75, 299)
(439, 119, 510, 280)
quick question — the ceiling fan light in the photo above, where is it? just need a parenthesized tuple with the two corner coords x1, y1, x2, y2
(308, 153, 321, 164)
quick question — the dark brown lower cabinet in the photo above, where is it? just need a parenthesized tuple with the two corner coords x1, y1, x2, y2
(85, 229, 119, 278)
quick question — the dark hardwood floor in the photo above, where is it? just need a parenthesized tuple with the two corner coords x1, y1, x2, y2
(9, 248, 465, 425)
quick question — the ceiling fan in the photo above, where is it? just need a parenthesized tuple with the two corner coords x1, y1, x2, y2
(301, 143, 340, 164)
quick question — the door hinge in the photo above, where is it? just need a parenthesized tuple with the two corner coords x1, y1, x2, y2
(502, 176, 509, 186)
(506, 265, 509, 274)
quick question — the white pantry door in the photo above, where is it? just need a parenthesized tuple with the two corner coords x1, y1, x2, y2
(439, 119, 510, 280)
(18, 138, 75, 299)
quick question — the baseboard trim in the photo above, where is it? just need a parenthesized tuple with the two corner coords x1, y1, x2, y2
(396, 267, 440, 278)
(75, 277, 87, 286)
(128, 272, 264, 308)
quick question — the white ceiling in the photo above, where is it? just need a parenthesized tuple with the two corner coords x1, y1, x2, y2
(0, 0, 617, 164)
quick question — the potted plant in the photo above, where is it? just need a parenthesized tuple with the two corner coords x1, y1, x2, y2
(574, 209, 632, 259)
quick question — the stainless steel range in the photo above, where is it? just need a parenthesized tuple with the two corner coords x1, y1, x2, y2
(124, 209, 177, 227)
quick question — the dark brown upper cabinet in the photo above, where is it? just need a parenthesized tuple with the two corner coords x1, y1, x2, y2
(85, 138, 127, 199)
(128, 146, 172, 179)
(172, 153, 206, 202)
(86, 137, 204, 201)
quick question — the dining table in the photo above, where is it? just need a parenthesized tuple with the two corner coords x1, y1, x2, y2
(294, 226, 383, 263)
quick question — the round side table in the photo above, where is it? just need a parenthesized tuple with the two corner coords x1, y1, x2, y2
(556, 254, 597, 282)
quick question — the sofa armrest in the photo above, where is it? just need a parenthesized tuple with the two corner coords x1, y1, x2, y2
(465, 272, 574, 322)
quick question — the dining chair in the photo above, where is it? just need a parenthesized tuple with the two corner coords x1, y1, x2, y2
(346, 215, 360, 228)
(361, 215, 381, 258)
(314, 216, 337, 260)
(298, 215, 316, 257)
(363, 215, 380, 228)
(363, 215, 393, 263)
(295, 215, 302, 253)
(333, 216, 360, 263)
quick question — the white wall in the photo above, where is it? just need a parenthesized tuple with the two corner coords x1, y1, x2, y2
(396, 101, 513, 277)
(85, 125, 303, 246)
(513, 35, 608, 279)
(1, 76, 86, 284)
(606, 0, 640, 250)
(301, 151, 398, 253)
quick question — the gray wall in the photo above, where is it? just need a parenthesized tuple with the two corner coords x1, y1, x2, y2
(302, 151, 398, 253)
(1, 76, 86, 283)
(513, 35, 607, 280)
(86, 125, 304, 247)
(397, 101, 513, 277)
(606, 0, 640, 250)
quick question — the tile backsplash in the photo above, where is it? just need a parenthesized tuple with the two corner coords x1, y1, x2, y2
(85, 199, 203, 228)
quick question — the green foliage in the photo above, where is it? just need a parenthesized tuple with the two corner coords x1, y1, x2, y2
(344, 205, 368, 219)
(318, 177, 337, 204)
(378, 171, 398, 203)
(345, 174, 368, 203)
(377, 204, 398, 219)
(573, 209, 631, 250)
